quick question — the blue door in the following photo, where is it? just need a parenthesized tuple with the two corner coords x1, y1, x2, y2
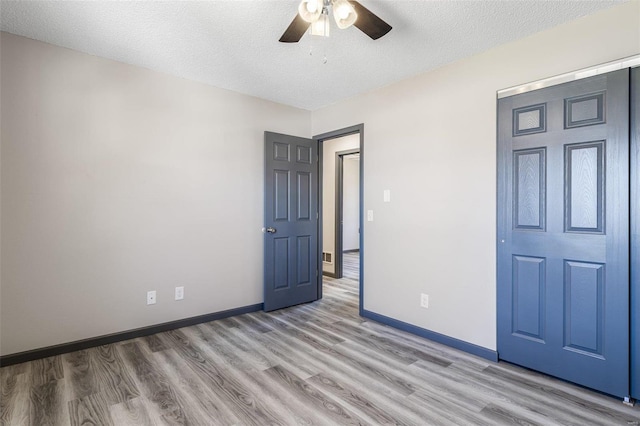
(264, 132, 319, 311)
(497, 69, 630, 398)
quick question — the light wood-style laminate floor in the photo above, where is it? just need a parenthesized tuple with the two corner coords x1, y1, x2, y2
(342, 251, 359, 281)
(2, 253, 639, 425)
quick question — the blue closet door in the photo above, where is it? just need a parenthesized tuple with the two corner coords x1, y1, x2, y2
(497, 69, 630, 398)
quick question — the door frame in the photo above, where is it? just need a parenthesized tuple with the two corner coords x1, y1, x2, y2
(314, 124, 364, 315)
(333, 148, 360, 279)
(631, 67, 639, 400)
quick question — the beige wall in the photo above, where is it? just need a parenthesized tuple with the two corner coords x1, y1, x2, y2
(321, 134, 360, 274)
(312, 1, 640, 350)
(2, 1, 639, 357)
(0, 33, 311, 356)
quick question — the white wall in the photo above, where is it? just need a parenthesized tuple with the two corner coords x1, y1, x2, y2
(0, 33, 311, 356)
(321, 134, 360, 274)
(312, 1, 640, 350)
(343, 155, 360, 251)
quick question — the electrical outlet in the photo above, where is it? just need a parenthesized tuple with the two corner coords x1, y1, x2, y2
(147, 290, 156, 305)
(420, 293, 429, 309)
(175, 286, 184, 301)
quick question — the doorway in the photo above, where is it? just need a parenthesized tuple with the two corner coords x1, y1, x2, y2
(263, 125, 363, 313)
(315, 125, 364, 314)
(336, 150, 360, 280)
(332, 149, 360, 280)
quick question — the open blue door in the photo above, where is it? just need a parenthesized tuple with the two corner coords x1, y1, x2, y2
(264, 132, 319, 311)
(497, 69, 630, 398)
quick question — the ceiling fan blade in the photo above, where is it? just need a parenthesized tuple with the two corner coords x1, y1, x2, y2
(279, 14, 310, 43)
(350, 1, 392, 40)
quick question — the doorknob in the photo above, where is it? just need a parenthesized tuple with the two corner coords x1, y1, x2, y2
(265, 227, 277, 234)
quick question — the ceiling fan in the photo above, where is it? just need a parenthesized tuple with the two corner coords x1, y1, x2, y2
(280, 0, 392, 43)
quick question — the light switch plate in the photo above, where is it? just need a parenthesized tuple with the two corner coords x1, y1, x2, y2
(384, 190, 391, 202)
(367, 210, 374, 221)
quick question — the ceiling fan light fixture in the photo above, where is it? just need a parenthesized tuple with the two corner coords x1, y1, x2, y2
(280, 0, 391, 43)
(310, 12, 330, 37)
(298, 0, 323, 23)
(332, 0, 357, 29)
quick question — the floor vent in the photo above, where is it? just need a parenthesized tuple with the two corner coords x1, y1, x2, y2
(322, 252, 333, 264)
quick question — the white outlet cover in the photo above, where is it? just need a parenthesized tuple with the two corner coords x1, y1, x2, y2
(175, 286, 184, 301)
(147, 290, 156, 305)
(367, 210, 374, 222)
(420, 293, 429, 308)
(383, 189, 391, 202)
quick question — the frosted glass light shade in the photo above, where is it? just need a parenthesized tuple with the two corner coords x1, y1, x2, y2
(332, 0, 357, 29)
(298, 0, 323, 23)
(310, 13, 330, 37)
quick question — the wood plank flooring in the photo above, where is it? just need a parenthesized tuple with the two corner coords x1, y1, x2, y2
(342, 251, 359, 281)
(2, 253, 639, 425)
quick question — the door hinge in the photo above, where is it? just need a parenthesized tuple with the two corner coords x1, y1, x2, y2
(316, 270, 319, 277)
(316, 212, 319, 219)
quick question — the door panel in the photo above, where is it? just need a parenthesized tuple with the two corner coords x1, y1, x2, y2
(264, 132, 319, 311)
(497, 69, 630, 398)
(511, 255, 545, 341)
(563, 260, 604, 356)
(565, 141, 604, 232)
(513, 148, 546, 230)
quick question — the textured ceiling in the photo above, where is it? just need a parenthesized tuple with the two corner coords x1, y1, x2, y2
(0, 0, 626, 110)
